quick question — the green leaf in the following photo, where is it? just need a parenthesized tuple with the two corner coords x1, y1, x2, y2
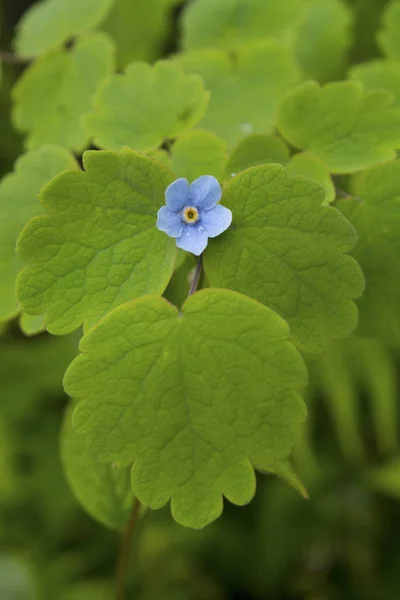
(224, 134, 290, 177)
(176, 41, 301, 147)
(12, 33, 115, 152)
(225, 137, 334, 203)
(294, 0, 353, 83)
(85, 60, 209, 152)
(349, 60, 400, 108)
(0, 146, 78, 326)
(337, 161, 400, 345)
(203, 164, 364, 353)
(65, 289, 307, 528)
(16, 148, 177, 335)
(14, 0, 114, 57)
(168, 130, 228, 182)
(19, 313, 46, 337)
(278, 80, 400, 173)
(181, 0, 304, 51)
(287, 152, 335, 205)
(61, 403, 134, 530)
(378, 0, 400, 61)
(101, 0, 176, 68)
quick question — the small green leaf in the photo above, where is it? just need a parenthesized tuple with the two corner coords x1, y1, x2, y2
(61, 403, 134, 530)
(287, 152, 335, 204)
(337, 160, 400, 345)
(85, 60, 209, 152)
(349, 60, 400, 108)
(378, 0, 400, 61)
(176, 41, 301, 146)
(14, 0, 114, 57)
(65, 289, 307, 528)
(203, 164, 364, 353)
(181, 0, 304, 51)
(278, 80, 400, 173)
(12, 33, 115, 152)
(224, 134, 290, 177)
(168, 130, 228, 182)
(294, 0, 353, 83)
(16, 148, 177, 334)
(0, 146, 78, 326)
(19, 313, 46, 337)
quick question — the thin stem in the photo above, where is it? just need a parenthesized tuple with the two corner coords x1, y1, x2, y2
(188, 254, 203, 296)
(115, 497, 142, 600)
(0, 51, 32, 64)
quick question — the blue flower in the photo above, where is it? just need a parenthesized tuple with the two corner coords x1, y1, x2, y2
(156, 176, 232, 255)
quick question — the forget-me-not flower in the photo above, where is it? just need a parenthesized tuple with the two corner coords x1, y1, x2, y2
(156, 176, 232, 255)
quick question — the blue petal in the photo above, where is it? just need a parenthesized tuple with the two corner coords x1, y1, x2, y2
(176, 224, 208, 255)
(157, 206, 183, 238)
(165, 178, 189, 211)
(201, 204, 232, 238)
(189, 175, 222, 210)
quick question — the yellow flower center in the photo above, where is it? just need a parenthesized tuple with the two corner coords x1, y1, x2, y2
(182, 206, 199, 224)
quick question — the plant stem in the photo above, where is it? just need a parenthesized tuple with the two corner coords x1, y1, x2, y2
(115, 497, 142, 600)
(188, 255, 203, 297)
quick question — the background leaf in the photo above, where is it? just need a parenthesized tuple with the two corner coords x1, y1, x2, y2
(14, 0, 115, 57)
(294, 0, 353, 83)
(85, 60, 209, 152)
(167, 130, 228, 181)
(12, 33, 115, 152)
(65, 289, 307, 528)
(16, 148, 177, 334)
(181, 0, 304, 51)
(349, 60, 400, 108)
(176, 41, 300, 146)
(277, 80, 400, 173)
(337, 160, 400, 346)
(0, 145, 78, 327)
(378, 0, 400, 61)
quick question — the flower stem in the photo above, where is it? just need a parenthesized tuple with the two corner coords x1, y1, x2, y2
(115, 497, 142, 600)
(188, 255, 203, 296)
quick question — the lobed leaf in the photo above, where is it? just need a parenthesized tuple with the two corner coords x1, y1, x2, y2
(286, 153, 335, 205)
(65, 289, 307, 528)
(349, 60, 400, 108)
(203, 164, 364, 353)
(277, 80, 400, 173)
(16, 148, 177, 334)
(168, 130, 228, 182)
(14, 0, 114, 57)
(85, 60, 209, 152)
(12, 33, 115, 152)
(224, 134, 290, 177)
(0, 146, 78, 328)
(176, 41, 301, 146)
(337, 160, 400, 346)
(61, 403, 134, 530)
(101, 0, 176, 68)
(225, 136, 335, 203)
(181, 0, 304, 51)
(294, 0, 353, 83)
(378, 0, 400, 61)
